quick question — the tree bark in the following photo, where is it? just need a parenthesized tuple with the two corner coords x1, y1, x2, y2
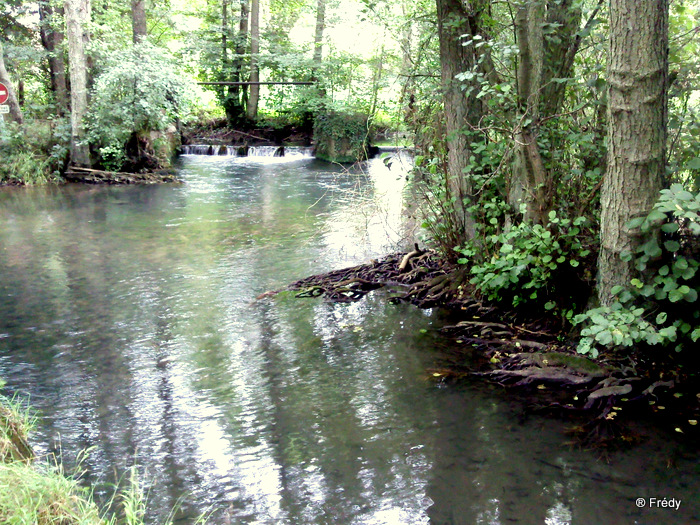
(39, 1, 69, 116)
(64, 0, 91, 167)
(510, 0, 582, 224)
(598, 0, 668, 305)
(313, 0, 326, 67)
(246, 0, 260, 121)
(0, 43, 24, 125)
(224, 0, 248, 126)
(131, 0, 147, 43)
(435, 0, 488, 245)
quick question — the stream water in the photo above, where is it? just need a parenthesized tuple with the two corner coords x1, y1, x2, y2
(0, 154, 698, 524)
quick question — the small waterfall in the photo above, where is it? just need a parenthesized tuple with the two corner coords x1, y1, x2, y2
(181, 144, 313, 158)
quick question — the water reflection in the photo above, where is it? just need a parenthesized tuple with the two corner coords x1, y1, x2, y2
(0, 156, 698, 524)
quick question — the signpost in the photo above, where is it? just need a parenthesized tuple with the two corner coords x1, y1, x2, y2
(0, 82, 8, 118)
(0, 82, 8, 104)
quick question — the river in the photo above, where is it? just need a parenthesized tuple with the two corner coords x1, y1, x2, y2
(0, 153, 698, 524)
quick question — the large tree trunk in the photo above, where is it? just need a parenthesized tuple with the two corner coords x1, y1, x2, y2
(510, 0, 582, 224)
(435, 0, 488, 246)
(64, 0, 91, 167)
(131, 0, 147, 43)
(0, 43, 23, 125)
(39, 1, 69, 116)
(246, 0, 260, 121)
(598, 0, 668, 305)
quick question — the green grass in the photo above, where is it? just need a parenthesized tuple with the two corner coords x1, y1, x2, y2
(0, 379, 211, 524)
(0, 460, 106, 524)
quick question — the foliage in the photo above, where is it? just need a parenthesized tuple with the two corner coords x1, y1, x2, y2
(85, 42, 193, 170)
(575, 184, 700, 357)
(0, 119, 69, 184)
(313, 110, 372, 162)
(458, 210, 593, 311)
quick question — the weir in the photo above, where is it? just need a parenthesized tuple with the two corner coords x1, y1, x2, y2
(180, 144, 314, 158)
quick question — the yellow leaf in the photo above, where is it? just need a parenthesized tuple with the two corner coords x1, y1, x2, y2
(689, 420, 697, 426)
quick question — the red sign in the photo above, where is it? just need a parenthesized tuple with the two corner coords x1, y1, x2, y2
(0, 82, 8, 104)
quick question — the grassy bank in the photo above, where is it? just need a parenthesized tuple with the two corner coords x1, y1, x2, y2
(0, 379, 164, 525)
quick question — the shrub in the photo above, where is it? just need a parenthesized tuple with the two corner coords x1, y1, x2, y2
(575, 184, 700, 357)
(86, 42, 193, 171)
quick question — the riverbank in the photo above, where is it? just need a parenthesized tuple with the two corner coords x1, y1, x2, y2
(269, 249, 700, 449)
(0, 380, 109, 523)
(0, 378, 185, 524)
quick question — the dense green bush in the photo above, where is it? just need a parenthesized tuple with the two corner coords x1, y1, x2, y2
(313, 111, 371, 163)
(0, 119, 69, 185)
(457, 210, 593, 313)
(86, 42, 193, 171)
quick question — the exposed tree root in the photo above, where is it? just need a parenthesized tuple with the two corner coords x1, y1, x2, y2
(261, 248, 700, 448)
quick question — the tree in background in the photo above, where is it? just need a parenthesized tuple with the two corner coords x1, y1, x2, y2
(246, 0, 260, 120)
(132, 0, 147, 43)
(38, 0, 69, 116)
(64, 0, 91, 167)
(510, 0, 585, 225)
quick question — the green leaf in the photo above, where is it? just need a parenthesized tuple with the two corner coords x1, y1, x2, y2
(692, 328, 700, 342)
(659, 326, 678, 341)
(596, 330, 613, 346)
(570, 260, 580, 268)
(620, 251, 633, 262)
(669, 288, 685, 302)
(630, 278, 644, 289)
(626, 217, 645, 229)
(656, 312, 668, 324)
(664, 240, 681, 252)
(661, 222, 679, 233)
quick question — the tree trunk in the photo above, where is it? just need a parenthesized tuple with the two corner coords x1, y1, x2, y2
(313, 0, 326, 67)
(435, 0, 487, 246)
(246, 0, 260, 121)
(131, 0, 147, 43)
(224, 0, 248, 126)
(510, 0, 582, 224)
(0, 43, 23, 125)
(64, 0, 91, 167)
(598, 0, 668, 305)
(39, 1, 69, 116)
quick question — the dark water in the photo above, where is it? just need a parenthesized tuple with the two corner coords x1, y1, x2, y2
(0, 155, 698, 524)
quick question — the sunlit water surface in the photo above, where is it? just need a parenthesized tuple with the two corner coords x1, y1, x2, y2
(0, 154, 698, 524)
